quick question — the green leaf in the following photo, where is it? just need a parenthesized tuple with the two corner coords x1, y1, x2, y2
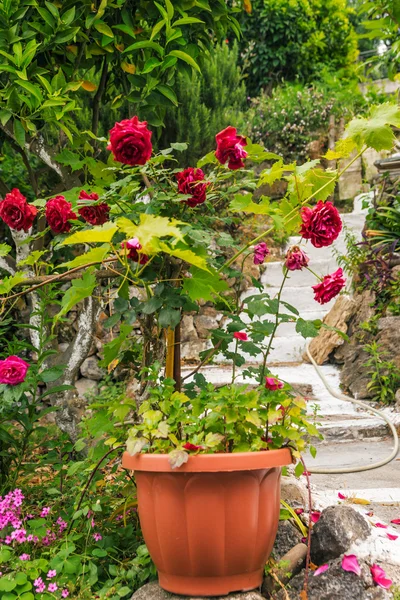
(58, 245, 110, 269)
(197, 151, 218, 169)
(40, 365, 65, 383)
(157, 83, 178, 106)
(173, 17, 204, 26)
(167, 50, 200, 72)
(141, 57, 162, 73)
(158, 307, 181, 328)
(16, 80, 43, 104)
(150, 19, 165, 40)
(124, 41, 164, 56)
(182, 268, 228, 302)
(117, 214, 184, 253)
(13, 119, 25, 148)
(229, 193, 271, 215)
(165, 0, 174, 19)
(0, 271, 27, 294)
(345, 102, 400, 151)
(158, 242, 209, 271)
(0, 548, 11, 563)
(55, 149, 85, 172)
(56, 271, 96, 320)
(294, 462, 304, 478)
(62, 223, 118, 245)
(295, 318, 319, 339)
(117, 587, 132, 598)
(94, 20, 114, 37)
(0, 243, 11, 257)
(171, 142, 188, 151)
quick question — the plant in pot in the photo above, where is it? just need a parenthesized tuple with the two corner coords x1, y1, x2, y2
(0, 103, 398, 596)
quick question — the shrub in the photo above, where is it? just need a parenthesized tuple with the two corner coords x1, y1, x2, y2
(159, 43, 247, 165)
(239, 0, 358, 96)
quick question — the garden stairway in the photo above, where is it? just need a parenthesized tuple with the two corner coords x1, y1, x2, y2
(240, 192, 373, 364)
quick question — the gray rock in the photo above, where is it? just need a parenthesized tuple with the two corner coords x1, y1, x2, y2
(130, 582, 264, 600)
(194, 314, 219, 339)
(311, 506, 370, 564)
(181, 339, 209, 362)
(181, 315, 198, 343)
(281, 475, 308, 508)
(273, 520, 303, 561)
(75, 378, 99, 398)
(275, 558, 391, 600)
(80, 356, 104, 381)
(396, 388, 400, 411)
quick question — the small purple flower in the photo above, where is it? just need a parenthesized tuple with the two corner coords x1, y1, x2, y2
(61, 591, 69, 599)
(48, 583, 58, 592)
(93, 532, 102, 542)
(47, 569, 57, 579)
(40, 506, 50, 517)
(19, 553, 30, 561)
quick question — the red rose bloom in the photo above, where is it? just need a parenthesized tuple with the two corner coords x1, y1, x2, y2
(265, 377, 284, 391)
(45, 196, 77, 234)
(234, 331, 248, 341)
(183, 442, 203, 452)
(312, 268, 346, 305)
(0, 355, 29, 386)
(300, 201, 342, 248)
(121, 238, 149, 265)
(78, 191, 110, 226)
(215, 126, 247, 170)
(285, 246, 309, 271)
(108, 116, 152, 166)
(0, 188, 37, 232)
(176, 167, 209, 207)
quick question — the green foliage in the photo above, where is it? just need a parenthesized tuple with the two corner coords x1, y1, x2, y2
(239, 0, 358, 95)
(240, 78, 366, 161)
(364, 341, 400, 404)
(160, 42, 247, 165)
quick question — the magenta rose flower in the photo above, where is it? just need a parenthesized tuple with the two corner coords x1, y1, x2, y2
(234, 331, 248, 341)
(45, 196, 77, 234)
(0, 188, 37, 232)
(176, 167, 209, 207)
(215, 126, 247, 170)
(300, 201, 342, 248)
(78, 191, 110, 226)
(254, 242, 270, 265)
(108, 116, 152, 166)
(265, 376, 284, 391)
(285, 246, 309, 271)
(312, 268, 346, 304)
(121, 238, 149, 265)
(0, 356, 29, 385)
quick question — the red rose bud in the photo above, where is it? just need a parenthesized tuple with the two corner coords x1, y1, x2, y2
(45, 196, 77, 234)
(183, 442, 203, 452)
(121, 237, 149, 265)
(108, 116, 152, 166)
(300, 201, 342, 248)
(233, 331, 248, 341)
(312, 268, 346, 305)
(176, 167, 209, 207)
(265, 376, 284, 391)
(285, 246, 309, 271)
(215, 126, 247, 170)
(0, 188, 37, 232)
(0, 355, 29, 385)
(78, 190, 110, 226)
(253, 242, 270, 265)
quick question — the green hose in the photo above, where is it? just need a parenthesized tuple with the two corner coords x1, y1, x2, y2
(306, 341, 399, 474)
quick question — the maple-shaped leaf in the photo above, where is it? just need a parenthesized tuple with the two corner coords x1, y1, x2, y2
(259, 160, 295, 186)
(182, 267, 228, 302)
(157, 241, 209, 271)
(62, 222, 118, 245)
(168, 449, 189, 469)
(126, 437, 147, 456)
(345, 102, 400, 151)
(229, 193, 271, 215)
(117, 214, 185, 253)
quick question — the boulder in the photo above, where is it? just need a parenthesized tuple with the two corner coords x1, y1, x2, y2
(281, 475, 308, 508)
(311, 506, 370, 564)
(130, 582, 264, 600)
(262, 543, 307, 598)
(396, 388, 400, 410)
(273, 520, 303, 561)
(194, 313, 219, 339)
(181, 315, 198, 343)
(376, 316, 400, 369)
(80, 356, 104, 381)
(304, 295, 357, 365)
(75, 378, 99, 398)
(181, 339, 209, 363)
(275, 557, 391, 600)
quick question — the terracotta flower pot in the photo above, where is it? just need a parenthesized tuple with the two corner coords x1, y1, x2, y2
(122, 448, 292, 597)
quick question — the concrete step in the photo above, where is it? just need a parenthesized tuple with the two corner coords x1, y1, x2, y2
(318, 411, 400, 442)
(261, 258, 338, 287)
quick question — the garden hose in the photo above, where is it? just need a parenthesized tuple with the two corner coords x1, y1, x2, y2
(305, 341, 399, 474)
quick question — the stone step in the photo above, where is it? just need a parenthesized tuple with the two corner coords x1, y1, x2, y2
(243, 285, 338, 313)
(261, 258, 338, 288)
(318, 412, 400, 442)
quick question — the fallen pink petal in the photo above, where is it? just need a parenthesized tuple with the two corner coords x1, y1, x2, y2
(387, 533, 398, 541)
(390, 519, 400, 525)
(338, 492, 347, 500)
(294, 508, 304, 515)
(341, 554, 361, 576)
(370, 564, 393, 589)
(374, 522, 388, 529)
(366, 511, 374, 517)
(310, 511, 321, 523)
(313, 564, 329, 576)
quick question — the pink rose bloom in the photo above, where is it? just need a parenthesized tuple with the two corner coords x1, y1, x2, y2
(0, 356, 29, 385)
(312, 268, 346, 305)
(108, 116, 152, 166)
(300, 201, 342, 248)
(285, 246, 309, 271)
(215, 126, 247, 170)
(234, 331, 248, 341)
(265, 377, 284, 391)
(253, 242, 270, 265)
(176, 167, 209, 207)
(121, 238, 149, 265)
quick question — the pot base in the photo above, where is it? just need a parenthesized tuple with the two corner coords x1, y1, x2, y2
(159, 569, 262, 597)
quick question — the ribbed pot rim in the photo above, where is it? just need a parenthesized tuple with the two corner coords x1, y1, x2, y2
(122, 448, 292, 473)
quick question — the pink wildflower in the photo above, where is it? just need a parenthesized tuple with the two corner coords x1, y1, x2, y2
(40, 507, 50, 517)
(62, 591, 69, 598)
(48, 583, 58, 592)
(19, 553, 30, 560)
(93, 532, 102, 542)
(47, 569, 57, 579)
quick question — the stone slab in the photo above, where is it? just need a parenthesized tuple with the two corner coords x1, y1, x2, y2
(130, 582, 264, 600)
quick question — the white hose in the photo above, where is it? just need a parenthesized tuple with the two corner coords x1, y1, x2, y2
(305, 341, 399, 474)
